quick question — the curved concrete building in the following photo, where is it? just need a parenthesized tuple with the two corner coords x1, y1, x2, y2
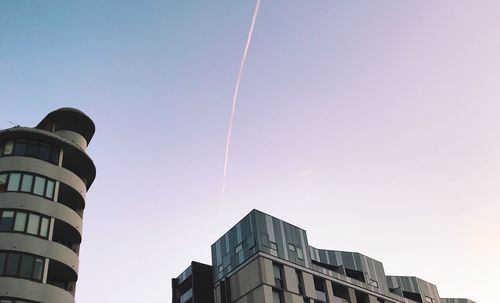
(0, 108, 96, 303)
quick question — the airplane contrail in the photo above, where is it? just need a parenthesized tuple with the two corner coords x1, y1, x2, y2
(222, 0, 261, 193)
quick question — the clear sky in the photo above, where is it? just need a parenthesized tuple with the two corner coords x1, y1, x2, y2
(1, 1, 499, 302)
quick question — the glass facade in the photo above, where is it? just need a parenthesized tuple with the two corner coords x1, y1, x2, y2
(0, 139, 59, 165)
(0, 210, 50, 239)
(0, 172, 55, 200)
(0, 251, 45, 282)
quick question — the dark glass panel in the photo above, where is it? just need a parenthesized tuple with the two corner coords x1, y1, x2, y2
(50, 149, 59, 164)
(26, 141, 39, 157)
(0, 211, 15, 232)
(0, 252, 5, 274)
(12, 140, 26, 156)
(39, 144, 51, 162)
(0, 174, 7, 192)
(33, 258, 44, 281)
(19, 255, 34, 278)
(5, 253, 20, 276)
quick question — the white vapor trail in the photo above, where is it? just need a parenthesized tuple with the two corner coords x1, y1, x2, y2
(222, 0, 261, 193)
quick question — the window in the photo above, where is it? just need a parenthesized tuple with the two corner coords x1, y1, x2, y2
(272, 289, 284, 303)
(288, 243, 295, 251)
(273, 263, 285, 289)
(314, 276, 327, 302)
(370, 279, 379, 288)
(296, 247, 304, 260)
(0, 172, 56, 200)
(21, 174, 34, 192)
(425, 297, 433, 303)
(296, 270, 305, 295)
(0, 139, 59, 165)
(0, 211, 14, 232)
(0, 251, 45, 282)
(0, 174, 7, 192)
(3, 141, 14, 155)
(7, 173, 21, 191)
(235, 243, 243, 254)
(0, 210, 50, 239)
(27, 214, 40, 235)
(270, 241, 278, 256)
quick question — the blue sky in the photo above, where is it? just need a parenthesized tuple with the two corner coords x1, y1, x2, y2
(1, 1, 499, 302)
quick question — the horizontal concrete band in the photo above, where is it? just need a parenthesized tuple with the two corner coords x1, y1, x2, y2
(0, 193, 82, 238)
(0, 157, 86, 202)
(0, 233, 79, 277)
(0, 277, 74, 303)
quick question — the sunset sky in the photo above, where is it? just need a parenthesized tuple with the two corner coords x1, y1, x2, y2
(1, 1, 499, 302)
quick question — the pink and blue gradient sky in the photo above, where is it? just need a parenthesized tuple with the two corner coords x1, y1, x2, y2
(1, 1, 499, 302)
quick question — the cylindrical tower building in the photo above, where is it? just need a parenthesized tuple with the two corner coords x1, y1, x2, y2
(0, 108, 96, 303)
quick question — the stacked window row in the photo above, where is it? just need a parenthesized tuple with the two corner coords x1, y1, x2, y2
(0, 210, 50, 239)
(0, 172, 55, 200)
(271, 262, 387, 303)
(0, 251, 45, 282)
(0, 139, 60, 165)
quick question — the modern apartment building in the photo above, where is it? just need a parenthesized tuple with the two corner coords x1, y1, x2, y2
(0, 108, 96, 303)
(172, 210, 476, 303)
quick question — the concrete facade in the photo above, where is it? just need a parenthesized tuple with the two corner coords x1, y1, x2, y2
(173, 210, 476, 303)
(0, 108, 96, 303)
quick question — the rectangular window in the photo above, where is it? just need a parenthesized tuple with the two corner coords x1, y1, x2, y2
(19, 255, 34, 278)
(270, 241, 278, 256)
(0, 174, 7, 192)
(0, 141, 3, 155)
(3, 140, 14, 155)
(21, 175, 33, 192)
(296, 247, 304, 260)
(14, 212, 27, 232)
(272, 289, 284, 303)
(235, 243, 243, 254)
(39, 144, 51, 162)
(0, 252, 5, 274)
(33, 258, 44, 281)
(26, 141, 39, 157)
(50, 149, 60, 164)
(273, 263, 285, 289)
(12, 140, 26, 156)
(33, 176, 46, 196)
(296, 270, 305, 295)
(0, 211, 15, 232)
(7, 173, 21, 191)
(40, 218, 50, 238)
(45, 180, 55, 199)
(5, 253, 20, 276)
(27, 214, 40, 235)
(288, 243, 295, 251)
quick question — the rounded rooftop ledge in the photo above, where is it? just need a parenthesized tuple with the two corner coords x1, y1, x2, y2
(36, 108, 95, 144)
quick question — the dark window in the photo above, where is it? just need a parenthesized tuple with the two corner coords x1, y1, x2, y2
(296, 270, 305, 295)
(19, 255, 34, 278)
(0, 174, 7, 192)
(5, 253, 20, 276)
(26, 141, 39, 157)
(272, 289, 284, 303)
(0, 252, 5, 274)
(314, 276, 327, 302)
(39, 144, 51, 162)
(0, 211, 14, 232)
(33, 258, 44, 281)
(12, 140, 26, 156)
(0, 251, 44, 282)
(50, 149, 59, 164)
(273, 263, 285, 289)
